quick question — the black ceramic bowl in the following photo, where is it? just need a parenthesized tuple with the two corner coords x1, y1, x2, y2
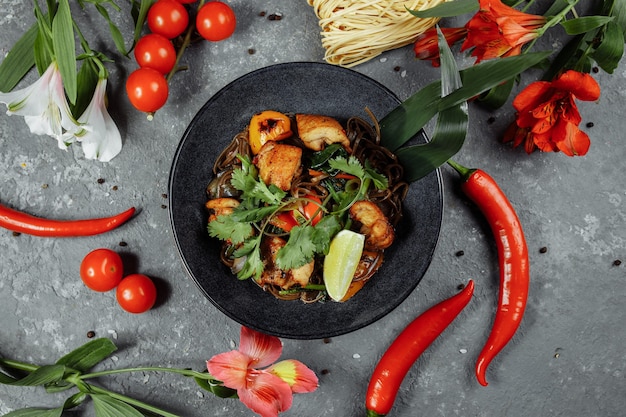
(168, 62, 443, 339)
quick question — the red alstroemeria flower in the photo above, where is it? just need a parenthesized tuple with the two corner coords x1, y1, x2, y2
(462, 0, 546, 62)
(207, 326, 318, 417)
(413, 0, 546, 66)
(413, 27, 468, 67)
(503, 70, 601, 156)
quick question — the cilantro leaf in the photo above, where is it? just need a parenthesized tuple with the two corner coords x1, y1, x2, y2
(238, 248, 264, 281)
(310, 215, 342, 255)
(276, 225, 317, 270)
(233, 238, 264, 280)
(207, 215, 254, 245)
(364, 159, 389, 190)
(230, 155, 286, 206)
(231, 205, 280, 223)
(329, 156, 365, 178)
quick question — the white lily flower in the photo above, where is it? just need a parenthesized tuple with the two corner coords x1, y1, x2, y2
(73, 78, 122, 162)
(0, 61, 82, 149)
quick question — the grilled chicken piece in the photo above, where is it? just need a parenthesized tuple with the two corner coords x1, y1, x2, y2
(349, 200, 395, 250)
(254, 141, 302, 191)
(257, 236, 314, 289)
(296, 113, 351, 151)
(205, 197, 239, 222)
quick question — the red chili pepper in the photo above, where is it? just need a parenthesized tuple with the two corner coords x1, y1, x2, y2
(448, 160, 529, 387)
(0, 203, 136, 237)
(365, 280, 474, 417)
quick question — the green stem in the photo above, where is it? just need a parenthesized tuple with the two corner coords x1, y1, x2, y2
(165, 1, 204, 83)
(527, 0, 581, 50)
(446, 159, 474, 181)
(80, 366, 211, 381)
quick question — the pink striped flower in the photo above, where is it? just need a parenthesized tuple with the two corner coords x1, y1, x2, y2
(207, 327, 318, 417)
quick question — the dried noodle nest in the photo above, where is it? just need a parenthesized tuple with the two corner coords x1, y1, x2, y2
(307, 0, 446, 67)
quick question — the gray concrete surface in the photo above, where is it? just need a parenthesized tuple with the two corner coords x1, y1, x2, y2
(1, 1, 626, 416)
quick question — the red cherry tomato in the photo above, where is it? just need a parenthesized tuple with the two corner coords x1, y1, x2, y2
(126, 68, 169, 113)
(175, 0, 196, 3)
(80, 248, 124, 292)
(116, 274, 157, 314)
(147, 0, 189, 39)
(134, 34, 176, 74)
(196, 1, 236, 42)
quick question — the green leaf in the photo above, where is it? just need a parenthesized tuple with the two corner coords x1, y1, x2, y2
(561, 16, 615, 35)
(55, 338, 117, 373)
(94, 3, 129, 55)
(132, 0, 155, 46)
(310, 214, 342, 255)
(0, 24, 38, 92)
(541, 33, 585, 80)
(34, 30, 54, 75)
(395, 26, 468, 182)
(276, 225, 317, 270)
(591, 20, 625, 74)
(91, 394, 145, 417)
(610, 0, 626, 37)
(194, 376, 237, 398)
(234, 240, 264, 280)
(64, 392, 88, 410)
(4, 392, 88, 416)
(6, 365, 65, 386)
(52, 0, 77, 104)
(207, 213, 254, 244)
(2, 407, 63, 417)
(397, 105, 468, 182)
(477, 78, 515, 109)
(409, 0, 478, 18)
(71, 58, 99, 118)
(380, 51, 551, 151)
(438, 52, 551, 112)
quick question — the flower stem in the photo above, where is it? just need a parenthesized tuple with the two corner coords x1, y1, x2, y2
(79, 366, 211, 381)
(166, 0, 205, 84)
(525, 0, 580, 51)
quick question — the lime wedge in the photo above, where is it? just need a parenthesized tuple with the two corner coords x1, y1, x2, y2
(324, 230, 365, 302)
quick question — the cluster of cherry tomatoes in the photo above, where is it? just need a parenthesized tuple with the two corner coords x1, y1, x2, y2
(126, 0, 237, 114)
(80, 248, 157, 314)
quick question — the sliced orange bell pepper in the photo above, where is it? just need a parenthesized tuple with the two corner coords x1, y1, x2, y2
(248, 110, 293, 154)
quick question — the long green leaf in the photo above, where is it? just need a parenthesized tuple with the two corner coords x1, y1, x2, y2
(591, 20, 625, 74)
(95, 3, 129, 55)
(396, 27, 468, 182)
(2, 407, 63, 417)
(611, 0, 626, 37)
(5, 365, 65, 386)
(397, 104, 468, 182)
(52, 0, 77, 103)
(561, 16, 615, 35)
(477, 78, 515, 109)
(439, 52, 551, 111)
(380, 51, 551, 151)
(0, 24, 38, 92)
(55, 338, 117, 373)
(132, 0, 155, 46)
(91, 394, 145, 417)
(409, 0, 478, 18)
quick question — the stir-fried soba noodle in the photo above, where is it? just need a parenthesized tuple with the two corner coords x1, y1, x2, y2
(206, 111, 409, 303)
